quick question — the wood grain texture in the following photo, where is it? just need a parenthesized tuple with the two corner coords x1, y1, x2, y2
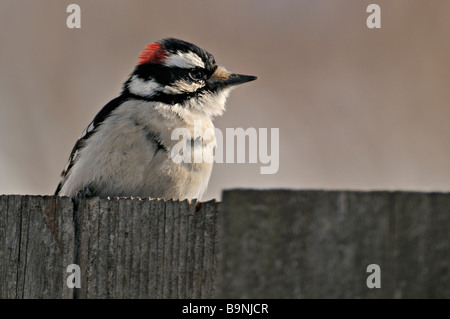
(0, 195, 74, 299)
(73, 197, 219, 298)
(1, 191, 449, 298)
(220, 190, 450, 298)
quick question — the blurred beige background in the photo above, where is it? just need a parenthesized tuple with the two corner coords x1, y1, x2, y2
(0, 0, 449, 200)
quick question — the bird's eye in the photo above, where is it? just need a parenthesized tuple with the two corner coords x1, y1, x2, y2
(189, 70, 204, 81)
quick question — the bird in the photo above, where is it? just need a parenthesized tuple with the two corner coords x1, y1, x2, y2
(55, 38, 256, 200)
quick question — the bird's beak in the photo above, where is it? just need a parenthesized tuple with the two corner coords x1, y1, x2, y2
(207, 66, 257, 89)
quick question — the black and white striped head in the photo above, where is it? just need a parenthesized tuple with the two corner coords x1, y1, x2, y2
(124, 38, 256, 117)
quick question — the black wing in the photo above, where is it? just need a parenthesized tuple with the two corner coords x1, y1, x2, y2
(54, 94, 131, 195)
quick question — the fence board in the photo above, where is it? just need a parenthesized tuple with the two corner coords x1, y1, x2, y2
(0, 190, 449, 298)
(73, 197, 218, 298)
(0, 196, 74, 298)
(219, 190, 450, 298)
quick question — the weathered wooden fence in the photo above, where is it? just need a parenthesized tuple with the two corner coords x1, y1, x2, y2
(0, 190, 449, 298)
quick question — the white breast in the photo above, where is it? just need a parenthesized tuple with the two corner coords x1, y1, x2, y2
(59, 99, 215, 200)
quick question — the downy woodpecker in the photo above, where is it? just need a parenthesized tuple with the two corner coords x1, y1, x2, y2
(55, 38, 256, 200)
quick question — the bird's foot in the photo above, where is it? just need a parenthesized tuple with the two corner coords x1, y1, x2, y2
(76, 186, 93, 200)
(194, 201, 203, 212)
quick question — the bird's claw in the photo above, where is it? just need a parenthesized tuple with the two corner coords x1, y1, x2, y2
(76, 186, 93, 200)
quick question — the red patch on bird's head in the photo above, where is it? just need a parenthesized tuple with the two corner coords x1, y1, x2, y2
(137, 42, 168, 65)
